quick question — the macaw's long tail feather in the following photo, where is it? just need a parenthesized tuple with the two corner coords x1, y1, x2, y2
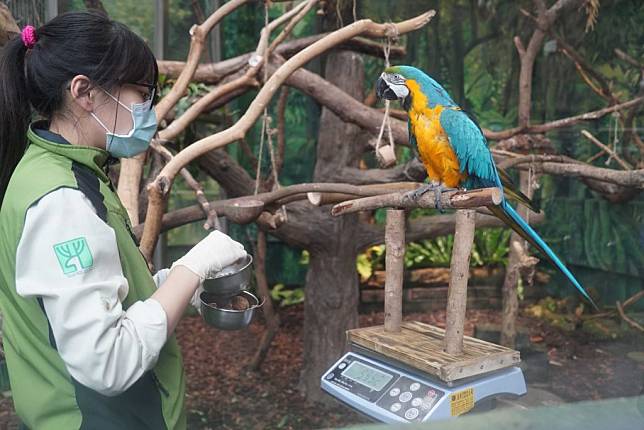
(497, 168, 540, 213)
(487, 201, 598, 310)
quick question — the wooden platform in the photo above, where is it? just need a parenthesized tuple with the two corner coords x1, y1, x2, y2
(347, 321, 520, 382)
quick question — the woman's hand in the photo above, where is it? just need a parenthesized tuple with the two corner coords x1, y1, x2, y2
(170, 230, 247, 280)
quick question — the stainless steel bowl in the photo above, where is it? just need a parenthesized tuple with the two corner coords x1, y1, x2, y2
(200, 290, 264, 330)
(202, 254, 253, 295)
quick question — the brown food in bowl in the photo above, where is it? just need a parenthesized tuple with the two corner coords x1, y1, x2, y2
(208, 294, 251, 311)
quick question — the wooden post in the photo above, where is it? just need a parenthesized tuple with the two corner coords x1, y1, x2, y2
(444, 209, 476, 355)
(384, 209, 405, 333)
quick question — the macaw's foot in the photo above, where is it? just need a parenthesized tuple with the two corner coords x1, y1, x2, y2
(404, 183, 436, 202)
(433, 184, 458, 213)
(404, 183, 457, 212)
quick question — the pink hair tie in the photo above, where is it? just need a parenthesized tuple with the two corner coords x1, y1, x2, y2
(21, 25, 38, 49)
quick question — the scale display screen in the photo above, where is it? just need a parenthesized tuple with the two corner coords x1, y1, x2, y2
(341, 360, 393, 391)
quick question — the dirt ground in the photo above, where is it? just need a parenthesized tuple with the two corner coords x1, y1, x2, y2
(0, 304, 642, 429)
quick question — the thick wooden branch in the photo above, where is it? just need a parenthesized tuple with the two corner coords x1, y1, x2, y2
(117, 153, 146, 224)
(444, 209, 476, 354)
(384, 209, 405, 333)
(140, 10, 436, 260)
(331, 188, 502, 216)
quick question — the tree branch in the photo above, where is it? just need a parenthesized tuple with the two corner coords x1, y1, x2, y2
(581, 130, 633, 170)
(155, 0, 251, 122)
(157, 35, 406, 84)
(484, 97, 644, 140)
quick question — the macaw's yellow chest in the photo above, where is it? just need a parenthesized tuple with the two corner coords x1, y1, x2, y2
(408, 104, 466, 188)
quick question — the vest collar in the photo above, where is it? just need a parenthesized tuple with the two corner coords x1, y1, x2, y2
(27, 122, 112, 183)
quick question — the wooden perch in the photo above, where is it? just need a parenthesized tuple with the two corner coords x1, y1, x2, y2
(331, 188, 502, 216)
(444, 209, 476, 355)
(307, 182, 421, 206)
(384, 209, 405, 333)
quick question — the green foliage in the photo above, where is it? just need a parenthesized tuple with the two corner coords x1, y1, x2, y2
(471, 228, 512, 266)
(270, 284, 305, 307)
(356, 228, 512, 282)
(405, 236, 454, 269)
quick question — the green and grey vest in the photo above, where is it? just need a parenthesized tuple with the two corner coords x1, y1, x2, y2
(0, 123, 186, 429)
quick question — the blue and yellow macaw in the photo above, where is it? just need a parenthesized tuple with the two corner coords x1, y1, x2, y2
(376, 65, 596, 308)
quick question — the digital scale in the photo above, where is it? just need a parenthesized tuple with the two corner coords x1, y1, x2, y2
(321, 346, 526, 423)
(323, 202, 528, 424)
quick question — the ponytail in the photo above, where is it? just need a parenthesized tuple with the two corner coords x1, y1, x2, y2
(0, 35, 31, 204)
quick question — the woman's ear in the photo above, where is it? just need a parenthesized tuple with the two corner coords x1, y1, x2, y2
(69, 75, 94, 112)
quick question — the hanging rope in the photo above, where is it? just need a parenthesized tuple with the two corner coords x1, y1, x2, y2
(254, 1, 288, 220)
(605, 111, 621, 167)
(375, 25, 398, 167)
(254, 1, 271, 195)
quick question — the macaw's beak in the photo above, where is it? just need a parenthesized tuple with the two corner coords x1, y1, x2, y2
(376, 75, 398, 100)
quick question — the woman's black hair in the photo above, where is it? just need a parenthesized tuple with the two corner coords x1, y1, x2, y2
(0, 10, 158, 203)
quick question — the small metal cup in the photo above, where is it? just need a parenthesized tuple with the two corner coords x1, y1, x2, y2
(202, 254, 253, 296)
(200, 290, 264, 330)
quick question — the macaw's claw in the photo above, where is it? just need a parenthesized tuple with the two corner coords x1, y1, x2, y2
(404, 183, 457, 212)
(404, 183, 436, 202)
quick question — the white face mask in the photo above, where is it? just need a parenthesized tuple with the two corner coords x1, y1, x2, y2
(91, 89, 158, 158)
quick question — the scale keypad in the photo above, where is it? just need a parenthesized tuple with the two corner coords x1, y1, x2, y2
(375, 376, 444, 422)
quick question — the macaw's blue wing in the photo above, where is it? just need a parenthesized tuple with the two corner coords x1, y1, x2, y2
(438, 107, 500, 189)
(439, 107, 597, 309)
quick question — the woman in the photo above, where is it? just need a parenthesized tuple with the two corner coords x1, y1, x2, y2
(0, 11, 246, 429)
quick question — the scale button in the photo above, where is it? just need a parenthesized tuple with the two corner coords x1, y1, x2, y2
(338, 362, 347, 370)
(405, 408, 419, 420)
(399, 391, 412, 403)
(390, 402, 402, 413)
(411, 397, 423, 407)
(325, 373, 334, 380)
(427, 389, 436, 397)
(389, 387, 400, 397)
(410, 382, 421, 392)
(421, 397, 435, 410)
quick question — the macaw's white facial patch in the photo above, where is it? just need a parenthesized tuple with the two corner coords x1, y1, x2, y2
(390, 83, 410, 99)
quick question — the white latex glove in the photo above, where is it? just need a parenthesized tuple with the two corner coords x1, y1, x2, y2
(170, 230, 247, 281)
